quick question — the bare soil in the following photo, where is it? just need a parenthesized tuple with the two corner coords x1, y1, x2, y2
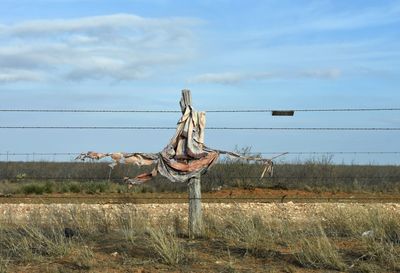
(1, 188, 399, 204)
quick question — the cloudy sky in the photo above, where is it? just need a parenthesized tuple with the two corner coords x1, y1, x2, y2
(0, 0, 399, 164)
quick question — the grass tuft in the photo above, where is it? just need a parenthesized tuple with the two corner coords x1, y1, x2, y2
(288, 224, 346, 270)
(222, 211, 276, 258)
(0, 224, 72, 262)
(118, 211, 148, 243)
(69, 245, 95, 270)
(362, 237, 400, 271)
(0, 256, 9, 273)
(147, 225, 187, 265)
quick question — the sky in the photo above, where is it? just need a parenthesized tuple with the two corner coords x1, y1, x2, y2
(0, 0, 399, 164)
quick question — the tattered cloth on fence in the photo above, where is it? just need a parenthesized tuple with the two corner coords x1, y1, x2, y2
(76, 91, 274, 185)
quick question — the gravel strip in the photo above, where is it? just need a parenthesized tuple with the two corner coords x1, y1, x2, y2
(1, 202, 400, 224)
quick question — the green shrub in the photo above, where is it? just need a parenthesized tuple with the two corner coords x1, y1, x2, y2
(60, 184, 69, 193)
(22, 184, 45, 195)
(97, 182, 110, 193)
(84, 182, 98, 194)
(69, 182, 81, 193)
(43, 181, 54, 194)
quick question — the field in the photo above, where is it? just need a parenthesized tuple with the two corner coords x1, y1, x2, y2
(1, 203, 400, 273)
(1, 160, 400, 272)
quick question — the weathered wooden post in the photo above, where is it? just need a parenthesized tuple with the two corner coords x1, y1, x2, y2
(188, 174, 202, 238)
(180, 89, 203, 238)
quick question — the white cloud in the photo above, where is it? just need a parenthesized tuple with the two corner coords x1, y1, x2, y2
(189, 69, 341, 85)
(0, 69, 43, 83)
(4, 14, 200, 37)
(0, 14, 200, 83)
(298, 68, 341, 79)
(189, 72, 249, 85)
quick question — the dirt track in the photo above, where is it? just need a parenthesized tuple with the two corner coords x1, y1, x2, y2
(1, 188, 400, 204)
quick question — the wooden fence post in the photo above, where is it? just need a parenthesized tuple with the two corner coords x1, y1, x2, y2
(180, 89, 202, 238)
(188, 174, 202, 238)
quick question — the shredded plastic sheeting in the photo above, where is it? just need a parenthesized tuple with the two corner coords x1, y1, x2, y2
(77, 90, 275, 185)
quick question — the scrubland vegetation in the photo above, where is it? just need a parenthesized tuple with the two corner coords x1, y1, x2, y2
(1, 156, 400, 195)
(0, 205, 399, 272)
(1, 154, 399, 272)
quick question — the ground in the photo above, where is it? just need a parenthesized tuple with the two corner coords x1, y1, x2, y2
(1, 188, 399, 273)
(1, 188, 399, 204)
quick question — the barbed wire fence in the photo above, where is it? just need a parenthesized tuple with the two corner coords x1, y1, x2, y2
(1, 107, 400, 113)
(1, 106, 399, 187)
(1, 151, 400, 162)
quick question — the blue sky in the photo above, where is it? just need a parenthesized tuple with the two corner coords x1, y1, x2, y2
(0, 0, 399, 164)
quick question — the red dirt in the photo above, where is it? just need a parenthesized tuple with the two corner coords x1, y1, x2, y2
(1, 187, 399, 204)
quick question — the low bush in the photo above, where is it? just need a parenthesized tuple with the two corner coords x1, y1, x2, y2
(43, 181, 54, 193)
(69, 182, 81, 193)
(22, 184, 45, 195)
(1, 157, 400, 194)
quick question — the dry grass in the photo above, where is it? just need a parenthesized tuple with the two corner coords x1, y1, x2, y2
(321, 206, 400, 240)
(202, 212, 221, 239)
(147, 225, 187, 265)
(320, 206, 400, 271)
(68, 245, 95, 270)
(362, 238, 400, 271)
(0, 204, 399, 272)
(0, 256, 9, 273)
(321, 206, 371, 237)
(117, 211, 149, 244)
(220, 211, 276, 258)
(0, 221, 74, 263)
(287, 224, 346, 270)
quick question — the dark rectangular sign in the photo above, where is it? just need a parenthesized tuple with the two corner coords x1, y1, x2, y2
(272, 110, 295, 116)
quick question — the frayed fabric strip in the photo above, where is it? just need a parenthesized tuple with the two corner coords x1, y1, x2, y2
(77, 90, 276, 185)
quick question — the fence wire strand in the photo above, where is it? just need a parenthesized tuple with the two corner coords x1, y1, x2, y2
(0, 176, 399, 180)
(1, 107, 400, 113)
(0, 126, 399, 130)
(1, 151, 400, 156)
